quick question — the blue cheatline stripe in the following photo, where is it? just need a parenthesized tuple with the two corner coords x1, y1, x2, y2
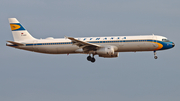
(25, 39, 158, 46)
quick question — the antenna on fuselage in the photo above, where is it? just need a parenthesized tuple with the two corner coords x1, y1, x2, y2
(64, 36, 68, 39)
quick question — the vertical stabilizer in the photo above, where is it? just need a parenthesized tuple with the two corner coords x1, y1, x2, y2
(8, 18, 36, 41)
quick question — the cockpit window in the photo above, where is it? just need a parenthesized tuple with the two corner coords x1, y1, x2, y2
(162, 39, 170, 42)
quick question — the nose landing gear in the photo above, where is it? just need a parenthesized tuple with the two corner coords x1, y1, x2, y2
(154, 51, 158, 59)
(87, 54, 96, 63)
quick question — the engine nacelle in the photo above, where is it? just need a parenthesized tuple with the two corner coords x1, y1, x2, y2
(99, 52, 119, 58)
(96, 47, 114, 55)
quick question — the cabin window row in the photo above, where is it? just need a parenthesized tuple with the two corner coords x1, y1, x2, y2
(40, 42, 72, 45)
(31, 40, 149, 46)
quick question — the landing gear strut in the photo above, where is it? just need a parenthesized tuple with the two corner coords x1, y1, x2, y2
(87, 54, 96, 63)
(154, 51, 158, 59)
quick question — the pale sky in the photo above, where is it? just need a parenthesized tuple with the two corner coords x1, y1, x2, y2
(0, 0, 180, 101)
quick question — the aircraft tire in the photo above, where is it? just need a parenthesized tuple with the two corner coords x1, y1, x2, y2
(87, 56, 92, 61)
(91, 57, 95, 63)
(154, 56, 158, 59)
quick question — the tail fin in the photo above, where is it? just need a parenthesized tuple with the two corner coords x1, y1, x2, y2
(8, 18, 36, 41)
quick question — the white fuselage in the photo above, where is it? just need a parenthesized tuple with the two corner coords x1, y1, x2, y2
(7, 18, 175, 62)
(9, 35, 173, 54)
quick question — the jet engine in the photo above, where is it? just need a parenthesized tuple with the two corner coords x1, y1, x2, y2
(96, 47, 114, 55)
(98, 52, 119, 58)
(96, 47, 118, 58)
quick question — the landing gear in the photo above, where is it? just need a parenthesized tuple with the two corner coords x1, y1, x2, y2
(87, 56, 92, 61)
(154, 51, 158, 59)
(87, 54, 96, 63)
(91, 57, 95, 63)
(154, 56, 158, 59)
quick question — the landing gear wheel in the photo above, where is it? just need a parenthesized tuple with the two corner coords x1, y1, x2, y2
(91, 57, 96, 63)
(154, 56, 158, 59)
(154, 51, 158, 59)
(87, 56, 92, 61)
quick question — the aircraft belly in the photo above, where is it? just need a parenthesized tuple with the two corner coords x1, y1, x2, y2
(17, 46, 34, 52)
(36, 46, 57, 53)
(118, 42, 158, 52)
(57, 45, 78, 54)
(17, 45, 78, 54)
(35, 45, 78, 54)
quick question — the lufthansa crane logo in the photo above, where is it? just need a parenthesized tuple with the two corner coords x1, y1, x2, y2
(10, 23, 25, 31)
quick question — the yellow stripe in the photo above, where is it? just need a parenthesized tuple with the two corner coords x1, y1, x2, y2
(10, 24, 21, 31)
(152, 42, 163, 50)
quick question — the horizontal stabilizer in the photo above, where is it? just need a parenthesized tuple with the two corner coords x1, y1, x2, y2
(7, 41, 24, 46)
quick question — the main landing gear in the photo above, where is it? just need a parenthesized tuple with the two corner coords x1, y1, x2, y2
(154, 51, 158, 59)
(87, 55, 96, 63)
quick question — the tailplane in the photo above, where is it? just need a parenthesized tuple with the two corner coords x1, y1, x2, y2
(8, 18, 36, 41)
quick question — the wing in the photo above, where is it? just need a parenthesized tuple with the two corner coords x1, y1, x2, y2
(66, 36, 102, 52)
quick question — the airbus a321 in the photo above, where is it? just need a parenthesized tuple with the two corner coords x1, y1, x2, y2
(7, 18, 175, 63)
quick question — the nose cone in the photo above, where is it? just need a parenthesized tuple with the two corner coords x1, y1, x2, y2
(172, 42, 175, 48)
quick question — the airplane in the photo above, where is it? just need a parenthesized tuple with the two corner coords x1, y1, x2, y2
(6, 18, 175, 63)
